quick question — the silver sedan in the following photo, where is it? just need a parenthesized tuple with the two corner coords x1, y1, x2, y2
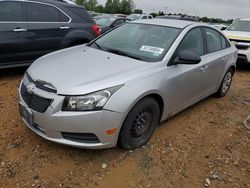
(19, 19, 237, 149)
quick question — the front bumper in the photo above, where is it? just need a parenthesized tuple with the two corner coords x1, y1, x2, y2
(237, 49, 250, 64)
(19, 80, 125, 149)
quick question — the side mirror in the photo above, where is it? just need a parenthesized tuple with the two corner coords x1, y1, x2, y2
(174, 50, 201, 65)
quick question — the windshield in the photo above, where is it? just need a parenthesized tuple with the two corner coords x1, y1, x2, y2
(227, 20, 250, 32)
(90, 23, 181, 62)
(96, 17, 116, 27)
(127, 14, 140, 21)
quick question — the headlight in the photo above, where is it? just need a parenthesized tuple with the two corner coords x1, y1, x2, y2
(62, 85, 123, 111)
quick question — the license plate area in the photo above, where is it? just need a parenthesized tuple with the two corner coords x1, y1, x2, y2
(19, 103, 33, 126)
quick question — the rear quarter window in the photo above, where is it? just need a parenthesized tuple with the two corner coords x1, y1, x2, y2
(204, 28, 222, 53)
(66, 7, 93, 23)
(221, 35, 231, 49)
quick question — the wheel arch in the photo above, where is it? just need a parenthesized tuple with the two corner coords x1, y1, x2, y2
(62, 30, 94, 48)
(229, 65, 236, 74)
(121, 91, 165, 124)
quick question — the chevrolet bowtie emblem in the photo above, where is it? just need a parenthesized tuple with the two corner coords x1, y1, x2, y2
(26, 83, 36, 94)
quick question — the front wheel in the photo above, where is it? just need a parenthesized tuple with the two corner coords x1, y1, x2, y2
(216, 69, 234, 97)
(118, 97, 160, 150)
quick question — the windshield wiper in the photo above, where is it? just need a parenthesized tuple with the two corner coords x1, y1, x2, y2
(105, 48, 143, 61)
(89, 41, 102, 49)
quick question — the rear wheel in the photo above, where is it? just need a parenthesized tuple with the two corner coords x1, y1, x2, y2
(118, 97, 160, 150)
(216, 69, 234, 97)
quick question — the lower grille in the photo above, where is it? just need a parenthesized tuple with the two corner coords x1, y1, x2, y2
(237, 54, 248, 64)
(62, 132, 100, 143)
(21, 84, 53, 113)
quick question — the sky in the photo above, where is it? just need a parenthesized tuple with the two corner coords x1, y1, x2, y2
(97, 0, 250, 19)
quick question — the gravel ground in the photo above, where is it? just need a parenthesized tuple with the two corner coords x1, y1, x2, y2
(0, 66, 249, 188)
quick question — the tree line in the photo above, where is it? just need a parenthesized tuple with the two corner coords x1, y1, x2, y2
(76, 0, 135, 15)
(75, 0, 233, 24)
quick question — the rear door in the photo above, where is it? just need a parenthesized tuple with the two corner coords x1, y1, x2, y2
(201, 27, 231, 93)
(25, 2, 70, 60)
(0, 1, 30, 66)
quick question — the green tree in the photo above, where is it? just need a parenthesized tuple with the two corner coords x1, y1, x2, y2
(95, 5, 105, 13)
(75, 0, 87, 6)
(112, 0, 121, 13)
(105, 0, 113, 13)
(85, 0, 98, 11)
(134, 9, 143, 14)
(120, 0, 134, 14)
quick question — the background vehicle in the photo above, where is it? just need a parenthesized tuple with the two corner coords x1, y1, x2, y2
(156, 15, 199, 22)
(19, 19, 237, 150)
(53, 0, 76, 5)
(96, 17, 131, 33)
(210, 23, 228, 30)
(0, 0, 100, 68)
(92, 14, 113, 22)
(127, 14, 153, 21)
(223, 19, 250, 64)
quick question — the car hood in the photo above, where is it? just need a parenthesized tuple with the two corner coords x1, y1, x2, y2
(223, 30, 250, 41)
(27, 45, 160, 95)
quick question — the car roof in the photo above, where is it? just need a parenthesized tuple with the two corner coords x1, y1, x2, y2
(2, 0, 83, 8)
(237, 19, 250, 21)
(133, 19, 196, 29)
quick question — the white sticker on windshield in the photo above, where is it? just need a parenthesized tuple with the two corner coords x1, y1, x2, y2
(140, 45, 164, 56)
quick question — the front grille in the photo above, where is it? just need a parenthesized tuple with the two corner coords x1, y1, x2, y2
(26, 72, 57, 93)
(229, 39, 250, 43)
(235, 45, 249, 50)
(21, 84, 53, 113)
(237, 54, 248, 64)
(62, 132, 100, 143)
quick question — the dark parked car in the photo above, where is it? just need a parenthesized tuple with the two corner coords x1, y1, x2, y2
(96, 17, 131, 33)
(0, 0, 101, 68)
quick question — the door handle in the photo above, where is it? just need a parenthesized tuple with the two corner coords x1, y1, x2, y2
(13, 28, 27, 32)
(60, 26, 70, 30)
(200, 65, 208, 72)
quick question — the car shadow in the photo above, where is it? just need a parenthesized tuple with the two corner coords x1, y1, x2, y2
(237, 63, 250, 71)
(0, 67, 27, 79)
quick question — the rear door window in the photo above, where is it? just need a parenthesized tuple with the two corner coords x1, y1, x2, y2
(221, 35, 231, 49)
(0, 1, 23, 21)
(27, 2, 69, 22)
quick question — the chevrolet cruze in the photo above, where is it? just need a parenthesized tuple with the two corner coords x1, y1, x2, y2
(19, 19, 237, 149)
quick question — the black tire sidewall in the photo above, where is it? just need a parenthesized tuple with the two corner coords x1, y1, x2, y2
(119, 97, 160, 150)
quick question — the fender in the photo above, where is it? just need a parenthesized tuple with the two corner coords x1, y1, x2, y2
(61, 30, 94, 47)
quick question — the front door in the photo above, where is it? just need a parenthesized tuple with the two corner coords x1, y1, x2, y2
(165, 27, 208, 115)
(0, 1, 30, 66)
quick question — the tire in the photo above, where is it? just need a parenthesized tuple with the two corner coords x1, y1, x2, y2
(118, 97, 160, 150)
(216, 69, 234, 97)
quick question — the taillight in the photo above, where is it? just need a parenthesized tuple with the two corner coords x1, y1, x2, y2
(92, 24, 101, 36)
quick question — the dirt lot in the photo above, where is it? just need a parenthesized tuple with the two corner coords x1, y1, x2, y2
(0, 66, 249, 188)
